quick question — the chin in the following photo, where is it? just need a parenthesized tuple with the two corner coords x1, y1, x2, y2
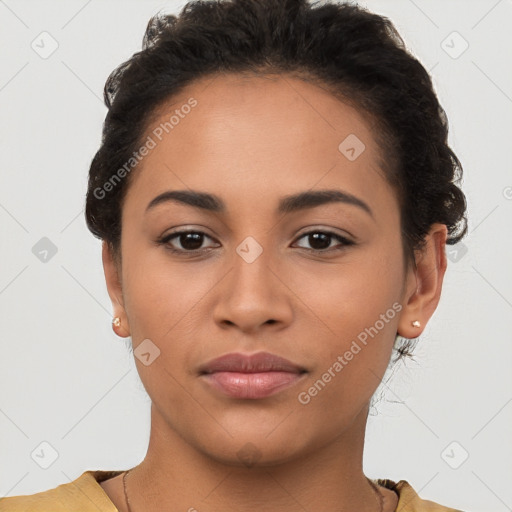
(189, 427, 314, 468)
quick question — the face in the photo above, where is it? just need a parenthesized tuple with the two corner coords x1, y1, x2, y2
(104, 73, 444, 466)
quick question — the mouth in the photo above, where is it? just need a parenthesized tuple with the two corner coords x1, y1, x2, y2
(198, 351, 308, 399)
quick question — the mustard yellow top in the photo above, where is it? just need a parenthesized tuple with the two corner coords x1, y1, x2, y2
(0, 470, 465, 511)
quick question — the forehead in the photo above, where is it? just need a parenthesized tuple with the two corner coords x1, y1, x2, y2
(123, 72, 395, 218)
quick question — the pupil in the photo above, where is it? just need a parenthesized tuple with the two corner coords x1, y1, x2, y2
(309, 233, 330, 250)
(181, 232, 203, 250)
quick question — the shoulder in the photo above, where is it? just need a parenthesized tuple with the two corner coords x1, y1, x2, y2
(375, 478, 466, 512)
(0, 470, 124, 512)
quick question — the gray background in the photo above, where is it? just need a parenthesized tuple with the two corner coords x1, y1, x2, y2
(0, 1, 511, 510)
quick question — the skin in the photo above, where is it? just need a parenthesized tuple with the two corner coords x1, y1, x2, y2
(100, 73, 447, 512)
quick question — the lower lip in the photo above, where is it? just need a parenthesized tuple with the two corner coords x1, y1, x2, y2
(201, 371, 306, 399)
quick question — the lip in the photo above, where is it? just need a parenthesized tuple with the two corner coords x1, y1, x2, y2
(198, 351, 307, 399)
(199, 351, 306, 374)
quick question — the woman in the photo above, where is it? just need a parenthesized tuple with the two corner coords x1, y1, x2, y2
(0, 0, 468, 510)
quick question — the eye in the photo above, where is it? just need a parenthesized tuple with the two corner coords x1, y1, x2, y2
(293, 230, 354, 252)
(158, 230, 219, 253)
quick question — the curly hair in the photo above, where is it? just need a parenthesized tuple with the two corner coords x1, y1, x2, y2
(84, 0, 468, 361)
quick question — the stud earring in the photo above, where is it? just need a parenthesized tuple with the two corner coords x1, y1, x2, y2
(411, 320, 421, 328)
(112, 317, 121, 328)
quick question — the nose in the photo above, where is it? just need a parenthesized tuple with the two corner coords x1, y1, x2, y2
(212, 244, 294, 334)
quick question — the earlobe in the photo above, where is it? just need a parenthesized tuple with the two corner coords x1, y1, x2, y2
(397, 223, 448, 339)
(102, 241, 131, 338)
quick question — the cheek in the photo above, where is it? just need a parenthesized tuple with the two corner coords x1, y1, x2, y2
(289, 243, 402, 331)
(121, 243, 209, 336)
(287, 246, 403, 386)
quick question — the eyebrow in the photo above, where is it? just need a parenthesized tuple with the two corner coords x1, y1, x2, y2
(145, 189, 374, 218)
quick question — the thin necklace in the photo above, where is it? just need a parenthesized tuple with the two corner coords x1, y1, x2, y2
(123, 471, 132, 512)
(123, 470, 384, 512)
(367, 477, 385, 512)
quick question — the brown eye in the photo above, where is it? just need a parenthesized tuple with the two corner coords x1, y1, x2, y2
(159, 230, 218, 253)
(293, 230, 354, 252)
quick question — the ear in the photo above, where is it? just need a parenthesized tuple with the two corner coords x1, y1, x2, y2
(102, 241, 131, 338)
(397, 223, 448, 339)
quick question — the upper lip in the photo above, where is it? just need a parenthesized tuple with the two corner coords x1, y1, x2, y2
(198, 351, 307, 374)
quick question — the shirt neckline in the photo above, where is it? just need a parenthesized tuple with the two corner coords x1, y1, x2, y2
(89, 470, 407, 510)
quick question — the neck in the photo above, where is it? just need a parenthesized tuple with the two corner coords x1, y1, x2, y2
(124, 403, 383, 512)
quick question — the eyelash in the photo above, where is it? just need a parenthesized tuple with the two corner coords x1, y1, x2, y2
(157, 229, 355, 255)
